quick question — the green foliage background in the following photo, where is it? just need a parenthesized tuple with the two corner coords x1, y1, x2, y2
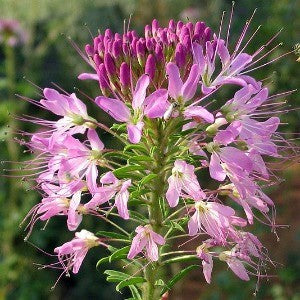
(0, 0, 299, 299)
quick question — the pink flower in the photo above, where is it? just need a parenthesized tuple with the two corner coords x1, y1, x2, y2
(207, 126, 253, 182)
(222, 178, 273, 224)
(95, 74, 169, 143)
(54, 230, 104, 274)
(220, 85, 280, 156)
(196, 243, 213, 284)
(165, 62, 214, 123)
(219, 250, 250, 281)
(0, 19, 28, 46)
(188, 200, 246, 242)
(59, 129, 105, 192)
(40, 88, 95, 136)
(193, 39, 253, 94)
(127, 225, 165, 261)
(85, 171, 131, 219)
(166, 160, 205, 207)
(22, 182, 86, 238)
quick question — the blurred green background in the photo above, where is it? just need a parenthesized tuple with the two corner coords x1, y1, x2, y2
(0, 0, 299, 299)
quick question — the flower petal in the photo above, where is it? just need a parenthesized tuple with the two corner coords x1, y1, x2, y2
(95, 96, 130, 122)
(127, 122, 144, 144)
(184, 106, 214, 123)
(144, 89, 169, 118)
(182, 64, 201, 101)
(132, 74, 149, 110)
(209, 153, 226, 181)
(166, 62, 183, 99)
(78, 73, 99, 80)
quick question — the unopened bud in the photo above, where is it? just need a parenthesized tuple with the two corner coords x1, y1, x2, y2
(145, 54, 156, 79)
(120, 62, 130, 88)
(85, 44, 93, 56)
(112, 39, 122, 58)
(175, 43, 186, 67)
(155, 44, 163, 61)
(104, 52, 116, 76)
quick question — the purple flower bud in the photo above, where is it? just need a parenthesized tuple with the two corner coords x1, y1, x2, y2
(168, 32, 177, 44)
(103, 36, 111, 51)
(122, 41, 129, 55)
(136, 40, 146, 57)
(112, 39, 122, 58)
(131, 37, 138, 56)
(194, 21, 206, 37)
(145, 54, 156, 79)
(145, 24, 152, 38)
(155, 44, 163, 61)
(204, 27, 212, 42)
(193, 34, 200, 42)
(114, 32, 122, 40)
(131, 30, 138, 39)
(126, 31, 133, 42)
(98, 63, 109, 89)
(152, 19, 159, 35)
(186, 22, 194, 34)
(104, 28, 112, 39)
(160, 29, 168, 45)
(182, 35, 191, 50)
(93, 37, 101, 52)
(120, 62, 131, 87)
(180, 25, 190, 42)
(93, 54, 102, 67)
(176, 21, 183, 36)
(175, 43, 186, 67)
(104, 52, 116, 76)
(85, 44, 94, 56)
(146, 38, 154, 51)
(168, 19, 176, 32)
(97, 41, 105, 55)
(107, 40, 113, 53)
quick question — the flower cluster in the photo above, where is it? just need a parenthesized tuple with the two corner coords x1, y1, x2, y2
(16, 14, 297, 297)
(0, 19, 27, 46)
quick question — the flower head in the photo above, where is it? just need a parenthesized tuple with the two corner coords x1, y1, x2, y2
(85, 171, 131, 219)
(127, 225, 165, 261)
(54, 230, 104, 274)
(166, 160, 205, 207)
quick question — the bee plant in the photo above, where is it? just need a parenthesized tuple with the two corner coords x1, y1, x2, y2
(14, 10, 298, 300)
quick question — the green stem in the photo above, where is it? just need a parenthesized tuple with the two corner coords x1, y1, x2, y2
(143, 119, 173, 300)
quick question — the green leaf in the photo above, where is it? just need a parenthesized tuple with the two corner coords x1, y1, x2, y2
(130, 188, 151, 198)
(116, 277, 146, 292)
(129, 285, 142, 300)
(149, 146, 158, 157)
(96, 231, 129, 240)
(169, 221, 185, 233)
(139, 173, 157, 186)
(162, 255, 198, 265)
(109, 246, 130, 263)
(102, 152, 129, 160)
(128, 199, 148, 206)
(96, 256, 109, 269)
(129, 211, 148, 223)
(111, 123, 127, 131)
(104, 270, 130, 283)
(124, 144, 148, 154)
(128, 155, 153, 163)
(114, 165, 145, 177)
(161, 265, 199, 295)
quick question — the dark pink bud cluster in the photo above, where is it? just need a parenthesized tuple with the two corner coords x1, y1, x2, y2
(82, 19, 212, 96)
